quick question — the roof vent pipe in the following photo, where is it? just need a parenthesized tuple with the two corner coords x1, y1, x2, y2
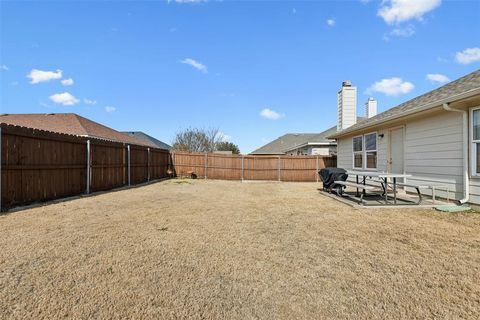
(443, 103, 469, 204)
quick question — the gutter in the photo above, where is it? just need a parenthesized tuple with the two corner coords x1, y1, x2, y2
(443, 103, 469, 204)
(329, 87, 480, 139)
(306, 141, 337, 146)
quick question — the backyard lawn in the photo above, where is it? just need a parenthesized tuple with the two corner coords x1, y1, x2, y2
(1, 179, 479, 319)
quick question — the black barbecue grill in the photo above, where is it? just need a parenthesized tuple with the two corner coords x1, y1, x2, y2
(318, 168, 348, 194)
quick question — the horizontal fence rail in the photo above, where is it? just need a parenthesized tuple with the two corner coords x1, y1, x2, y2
(1, 124, 171, 210)
(172, 152, 337, 182)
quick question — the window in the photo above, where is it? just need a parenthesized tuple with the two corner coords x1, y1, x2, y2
(364, 133, 377, 169)
(353, 136, 363, 169)
(352, 133, 377, 170)
(472, 108, 480, 175)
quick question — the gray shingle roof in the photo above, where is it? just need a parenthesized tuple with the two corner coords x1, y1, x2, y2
(329, 69, 480, 138)
(250, 126, 337, 155)
(122, 131, 171, 150)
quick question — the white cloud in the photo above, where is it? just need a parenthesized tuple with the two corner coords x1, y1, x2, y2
(49, 92, 79, 106)
(426, 73, 450, 83)
(390, 25, 415, 37)
(260, 108, 285, 120)
(179, 58, 208, 73)
(327, 18, 336, 27)
(27, 69, 63, 84)
(455, 47, 480, 65)
(378, 0, 442, 24)
(0, 64, 8, 71)
(366, 77, 414, 96)
(105, 106, 116, 113)
(84, 98, 97, 105)
(383, 25, 415, 41)
(61, 78, 74, 86)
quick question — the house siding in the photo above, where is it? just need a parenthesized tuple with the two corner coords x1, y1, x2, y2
(469, 180, 480, 204)
(404, 111, 464, 201)
(337, 138, 353, 169)
(337, 110, 471, 203)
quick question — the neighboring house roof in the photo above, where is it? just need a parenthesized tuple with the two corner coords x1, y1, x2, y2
(251, 126, 337, 155)
(330, 69, 480, 138)
(122, 131, 171, 150)
(0, 113, 148, 146)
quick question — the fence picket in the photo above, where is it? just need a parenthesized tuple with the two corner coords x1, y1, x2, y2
(0, 124, 170, 210)
(172, 152, 336, 182)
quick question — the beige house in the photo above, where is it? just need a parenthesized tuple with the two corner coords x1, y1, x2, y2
(329, 69, 480, 205)
(251, 126, 337, 156)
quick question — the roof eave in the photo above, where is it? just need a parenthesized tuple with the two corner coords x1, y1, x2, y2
(283, 141, 336, 151)
(328, 87, 480, 139)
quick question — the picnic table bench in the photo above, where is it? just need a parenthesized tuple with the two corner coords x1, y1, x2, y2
(334, 181, 377, 204)
(395, 182, 450, 204)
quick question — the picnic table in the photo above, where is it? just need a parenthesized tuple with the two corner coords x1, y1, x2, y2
(346, 170, 412, 205)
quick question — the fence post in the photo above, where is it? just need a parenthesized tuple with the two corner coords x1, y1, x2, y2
(147, 147, 150, 182)
(205, 153, 208, 179)
(86, 139, 91, 194)
(168, 151, 171, 174)
(127, 145, 131, 186)
(316, 156, 319, 182)
(278, 156, 281, 182)
(241, 155, 244, 181)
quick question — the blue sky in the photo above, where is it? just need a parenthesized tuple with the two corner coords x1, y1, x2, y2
(1, 0, 479, 153)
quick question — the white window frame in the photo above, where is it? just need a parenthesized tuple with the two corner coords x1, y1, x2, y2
(364, 132, 378, 170)
(470, 106, 480, 177)
(352, 132, 378, 170)
(352, 135, 364, 169)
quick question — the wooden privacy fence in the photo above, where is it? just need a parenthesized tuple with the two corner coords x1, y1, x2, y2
(172, 152, 337, 182)
(0, 124, 336, 210)
(1, 124, 171, 210)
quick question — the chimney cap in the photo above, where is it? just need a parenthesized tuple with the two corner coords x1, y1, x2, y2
(342, 80, 352, 87)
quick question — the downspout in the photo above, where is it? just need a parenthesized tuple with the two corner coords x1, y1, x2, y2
(443, 103, 469, 204)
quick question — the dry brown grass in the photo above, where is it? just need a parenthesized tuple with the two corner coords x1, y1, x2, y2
(1, 179, 479, 319)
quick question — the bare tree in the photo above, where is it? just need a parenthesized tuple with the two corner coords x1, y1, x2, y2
(172, 128, 220, 152)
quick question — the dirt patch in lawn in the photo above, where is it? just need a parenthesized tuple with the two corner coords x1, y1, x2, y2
(1, 180, 479, 319)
